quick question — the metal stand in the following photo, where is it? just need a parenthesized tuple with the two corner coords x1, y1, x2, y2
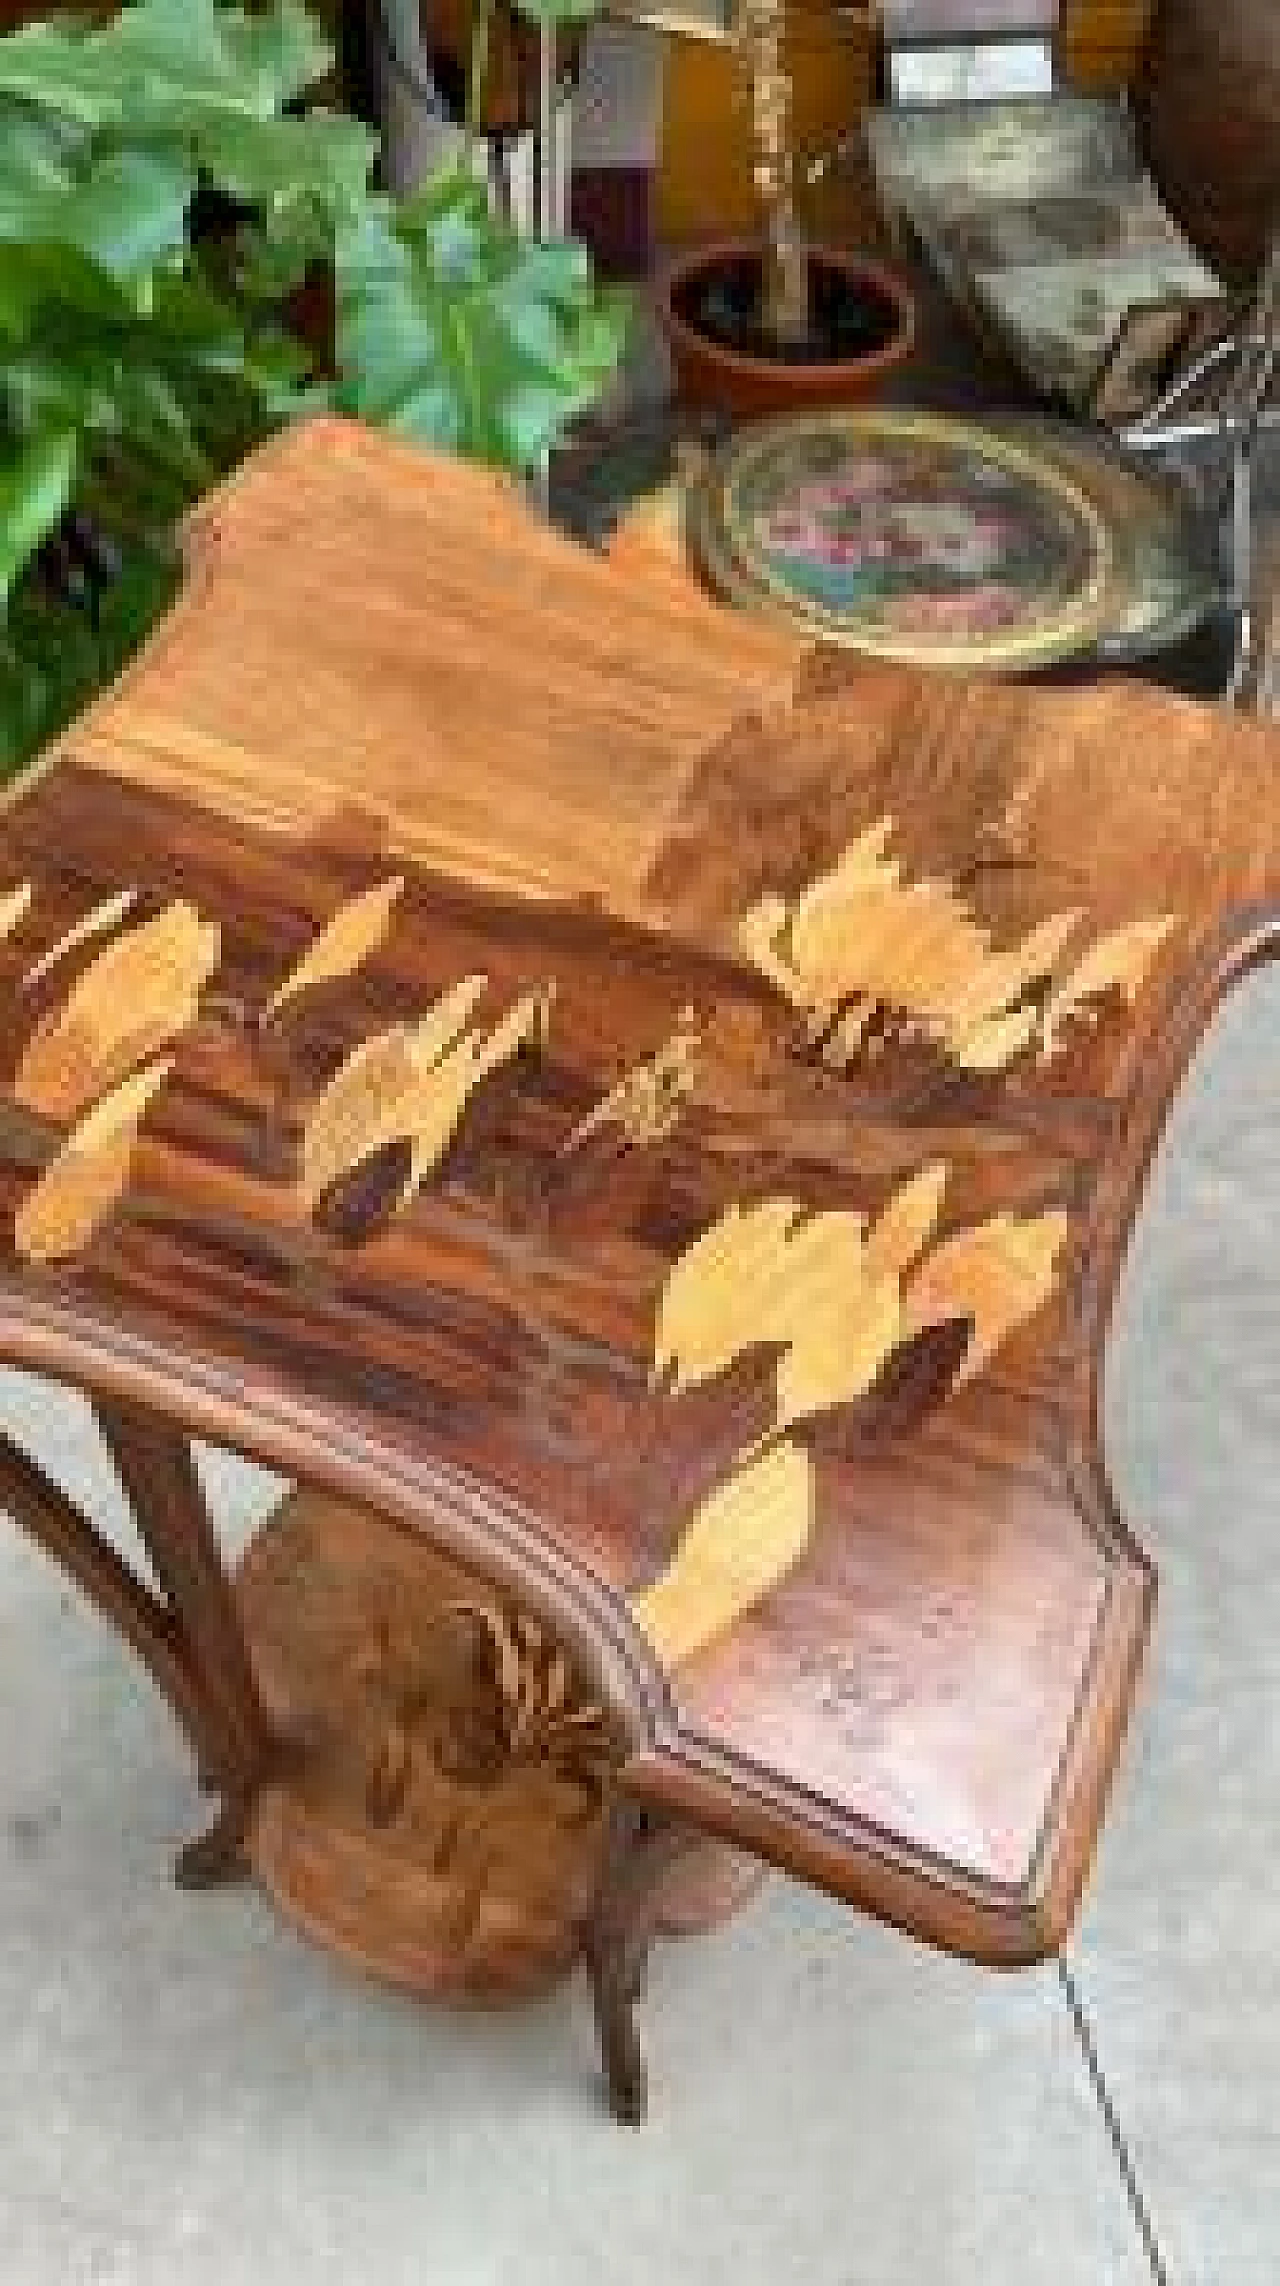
(1115, 235, 1280, 717)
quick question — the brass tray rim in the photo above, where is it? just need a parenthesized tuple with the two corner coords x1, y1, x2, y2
(685, 406, 1118, 672)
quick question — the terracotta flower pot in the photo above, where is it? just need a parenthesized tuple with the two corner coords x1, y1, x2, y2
(657, 239, 917, 424)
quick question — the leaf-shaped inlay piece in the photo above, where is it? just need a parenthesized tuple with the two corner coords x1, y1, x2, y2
(944, 910, 1083, 1044)
(267, 875, 406, 1017)
(0, 881, 34, 942)
(952, 1005, 1043, 1073)
(14, 1059, 172, 1267)
(817, 999, 875, 1069)
(903, 1210, 1071, 1386)
(564, 1010, 700, 1153)
(1039, 916, 1180, 1062)
(630, 1436, 814, 1667)
(22, 888, 138, 993)
(299, 980, 552, 1223)
(774, 1250, 902, 1431)
(737, 825, 1161, 1079)
(739, 830, 1004, 1036)
(653, 1198, 817, 1396)
(299, 974, 488, 1212)
(655, 1199, 908, 1433)
(401, 986, 553, 1207)
(14, 902, 220, 1123)
(864, 1162, 948, 1283)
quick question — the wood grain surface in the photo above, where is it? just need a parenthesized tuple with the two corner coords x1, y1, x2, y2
(2, 415, 1277, 1970)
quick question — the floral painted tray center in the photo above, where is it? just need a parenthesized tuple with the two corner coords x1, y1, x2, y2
(686, 408, 1114, 670)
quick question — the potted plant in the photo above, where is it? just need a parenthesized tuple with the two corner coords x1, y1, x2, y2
(657, 0, 916, 420)
(0, 0, 630, 779)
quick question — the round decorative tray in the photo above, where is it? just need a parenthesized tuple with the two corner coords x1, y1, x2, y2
(683, 407, 1117, 671)
(996, 416, 1220, 665)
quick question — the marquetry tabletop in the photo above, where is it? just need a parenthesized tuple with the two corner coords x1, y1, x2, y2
(1, 415, 1276, 2115)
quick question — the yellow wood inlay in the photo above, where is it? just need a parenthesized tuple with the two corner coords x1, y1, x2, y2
(267, 875, 407, 1016)
(0, 881, 34, 942)
(14, 902, 220, 1123)
(14, 1059, 173, 1267)
(22, 889, 138, 993)
(631, 1435, 815, 1668)
(564, 1010, 701, 1152)
(740, 821, 1177, 1073)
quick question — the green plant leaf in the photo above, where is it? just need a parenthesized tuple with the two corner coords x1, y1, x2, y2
(0, 99, 77, 213)
(58, 146, 196, 283)
(215, 0, 335, 110)
(195, 109, 375, 217)
(0, 0, 333, 134)
(0, 427, 78, 609)
(0, 531, 180, 781)
(0, 238, 141, 337)
(335, 165, 629, 472)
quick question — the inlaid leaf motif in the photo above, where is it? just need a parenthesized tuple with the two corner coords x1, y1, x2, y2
(14, 901, 220, 1123)
(407, 974, 490, 1071)
(736, 824, 1170, 1078)
(951, 1005, 1043, 1073)
(773, 1249, 902, 1430)
(792, 879, 994, 1017)
(653, 1198, 818, 1396)
(943, 910, 1083, 1042)
(301, 1026, 428, 1213)
(643, 1179, 1073, 1657)
(864, 1162, 948, 1282)
(401, 986, 553, 1207)
(737, 890, 795, 998)
(14, 1058, 172, 1267)
(300, 980, 552, 1222)
(655, 1199, 908, 1432)
(563, 1009, 700, 1152)
(22, 888, 138, 993)
(0, 881, 34, 941)
(902, 1210, 1071, 1386)
(817, 999, 875, 1069)
(1039, 916, 1180, 1062)
(267, 874, 407, 1017)
(630, 1435, 815, 1666)
(299, 974, 488, 1212)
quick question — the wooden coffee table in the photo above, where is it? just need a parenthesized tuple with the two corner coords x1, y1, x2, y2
(1, 416, 1276, 2122)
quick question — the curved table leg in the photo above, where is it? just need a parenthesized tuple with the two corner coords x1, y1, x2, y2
(0, 1438, 759, 2115)
(93, 1398, 284, 1886)
(586, 1805, 714, 2126)
(0, 1429, 210, 1763)
(0, 1400, 286, 1889)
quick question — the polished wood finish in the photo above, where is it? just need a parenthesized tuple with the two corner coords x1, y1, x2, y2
(237, 1485, 763, 2019)
(1, 417, 1278, 2112)
(239, 1484, 623, 2000)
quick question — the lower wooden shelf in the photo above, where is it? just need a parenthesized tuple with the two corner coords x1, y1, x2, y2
(238, 1486, 764, 2004)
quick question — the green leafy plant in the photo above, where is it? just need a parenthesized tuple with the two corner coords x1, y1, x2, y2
(0, 0, 630, 777)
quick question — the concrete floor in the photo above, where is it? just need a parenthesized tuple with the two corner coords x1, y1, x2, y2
(0, 970, 1276, 2283)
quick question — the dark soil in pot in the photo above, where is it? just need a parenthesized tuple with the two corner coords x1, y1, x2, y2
(670, 247, 903, 368)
